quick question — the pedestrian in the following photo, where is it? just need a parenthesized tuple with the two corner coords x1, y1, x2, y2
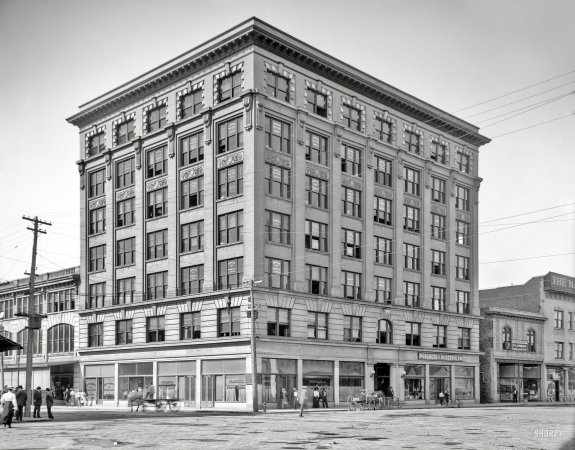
(0, 386, 17, 428)
(15, 386, 26, 421)
(33, 386, 42, 418)
(45, 388, 54, 420)
(444, 389, 450, 407)
(438, 390, 444, 406)
(312, 387, 320, 408)
(69, 387, 76, 406)
(513, 387, 518, 403)
(298, 387, 308, 417)
(74, 390, 82, 407)
(281, 388, 289, 410)
(292, 388, 299, 410)
(63, 386, 70, 406)
(145, 382, 155, 400)
(320, 388, 328, 408)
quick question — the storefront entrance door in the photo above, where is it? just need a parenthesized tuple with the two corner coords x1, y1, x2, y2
(430, 378, 450, 404)
(374, 364, 390, 394)
(201, 375, 215, 408)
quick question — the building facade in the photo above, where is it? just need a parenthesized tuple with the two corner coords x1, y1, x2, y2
(67, 18, 489, 409)
(480, 272, 575, 402)
(0, 267, 80, 400)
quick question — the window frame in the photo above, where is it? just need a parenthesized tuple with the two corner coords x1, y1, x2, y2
(457, 291, 470, 314)
(431, 250, 446, 276)
(218, 210, 244, 245)
(146, 316, 166, 343)
(180, 265, 204, 295)
(116, 319, 133, 345)
(218, 71, 242, 102)
(430, 141, 447, 164)
(217, 257, 244, 290)
(375, 276, 392, 303)
(266, 72, 290, 102)
(218, 307, 241, 337)
(374, 236, 392, 265)
(147, 229, 168, 260)
(433, 325, 447, 348)
(342, 229, 361, 259)
(180, 89, 203, 119)
(267, 307, 290, 337)
(264, 257, 290, 290)
(377, 319, 393, 344)
(342, 187, 361, 218)
(88, 322, 104, 348)
(305, 265, 328, 295)
(88, 283, 105, 309)
(146, 105, 167, 133)
(181, 220, 204, 253)
(374, 118, 392, 144)
(431, 177, 446, 203)
(89, 207, 106, 235)
(88, 169, 105, 199)
(305, 131, 328, 165)
(341, 145, 362, 176)
(403, 243, 420, 271)
(117, 237, 135, 267)
(431, 213, 446, 240)
(404, 130, 420, 154)
(265, 164, 291, 199)
(405, 322, 421, 346)
(306, 89, 327, 117)
(147, 187, 168, 219)
(374, 155, 392, 186)
(89, 245, 106, 273)
(218, 116, 244, 154)
(343, 315, 362, 342)
(341, 271, 361, 300)
(458, 328, 471, 350)
(307, 311, 328, 339)
(147, 271, 168, 300)
(404, 281, 420, 308)
(116, 277, 135, 305)
(306, 176, 328, 209)
(456, 256, 470, 280)
(116, 120, 135, 145)
(431, 286, 446, 311)
(146, 146, 168, 179)
(218, 163, 243, 199)
(404, 167, 420, 196)
(117, 197, 135, 227)
(456, 185, 470, 211)
(403, 205, 420, 233)
(180, 311, 202, 340)
(266, 211, 291, 245)
(88, 132, 106, 155)
(554, 310, 564, 329)
(265, 116, 291, 154)
(180, 131, 204, 167)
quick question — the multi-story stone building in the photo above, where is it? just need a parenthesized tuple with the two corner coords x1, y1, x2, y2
(0, 267, 80, 399)
(480, 272, 575, 402)
(66, 18, 489, 408)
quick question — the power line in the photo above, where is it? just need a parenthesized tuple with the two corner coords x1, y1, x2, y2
(479, 252, 575, 265)
(489, 112, 575, 139)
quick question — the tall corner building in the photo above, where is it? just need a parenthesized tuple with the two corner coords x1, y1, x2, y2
(66, 18, 490, 408)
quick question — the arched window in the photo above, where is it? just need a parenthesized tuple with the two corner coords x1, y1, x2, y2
(527, 329, 535, 352)
(502, 326, 512, 350)
(377, 320, 393, 344)
(48, 324, 74, 353)
(16, 329, 42, 355)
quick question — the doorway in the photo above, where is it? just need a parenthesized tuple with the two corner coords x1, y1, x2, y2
(430, 378, 450, 404)
(201, 375, 215, 408)
(374, 364, 390, 393)
(555, 381, 560, 401)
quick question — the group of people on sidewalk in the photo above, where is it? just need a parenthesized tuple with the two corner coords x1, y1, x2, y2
(0, 386, 54, 427)
(284, 387, 329, 417)
(438, 389, 451, 406)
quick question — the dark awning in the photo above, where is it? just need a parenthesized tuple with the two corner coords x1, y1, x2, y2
(0, 335, 22, 352)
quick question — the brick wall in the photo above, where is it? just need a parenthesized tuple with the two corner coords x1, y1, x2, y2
(479, 277, 542, 313)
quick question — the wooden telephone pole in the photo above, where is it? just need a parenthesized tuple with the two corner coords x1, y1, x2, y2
(18, 216, 51, 418)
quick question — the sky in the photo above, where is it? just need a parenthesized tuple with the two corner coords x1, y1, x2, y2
(0, 0, 574, 290)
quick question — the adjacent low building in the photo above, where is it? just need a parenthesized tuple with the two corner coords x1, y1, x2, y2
(480, 272, 575, 402)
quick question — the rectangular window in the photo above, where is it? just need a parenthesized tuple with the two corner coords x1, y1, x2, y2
(117, 197, 135, 227)
(267, 307, 290, 337)
(89, 207, 105, 235)
(116, 120, 135, 145)
(265, 211, 290, 245)
(305, 132, 328, 165)
(374, 119, 392, 143)
(433, 325, 447, 348)
(374, 236, 392, 265)
(431, 141, 446, 164)
(456, 256, 470, 280)
(267, 72, 290, 102)
(181, 265, 204, 295)
(218, 116, 243, 154)
(180, 131, 204, 166)
(431, 214, 446, 240)
(217, 258, 243, 290)
(404, 167, 420, 196)
(147, 316, 165, 342)
(305, 220, 327, 251)
(306, 265, 327, 295)
(117, 237, 135, 266)
(342, 229, 361, 259)
(403, 243, 420, 271)
(218, 164, 243, 199)
(374, 197, 392, 225)
(88, 323, 103, 347)
(456, 185, 470, 211)
(431, 250, 446, 276)
(181, 221, 204, 253)
(180, 312, 201, 340)
(147, 229, 168, 260)
(554, 310, 564, 329)
(147, 271, 168, 300)
(264, 257, 290, 290)
(180, 177, 204, 209)
(404, 130, 420, 154)
(89, 132, 106, 155)
(146, 146, 167, 178)
(265, 117, 291, 153)
(306, 89, 327, 117)
(342, 187, 361, 218)
(375, 277, 392, 303)
(570, 343, 574, 361)
(458, 328, 471, 350)
(89, 245, 105, 272)
(403, 205, 420, 233)
(456, 221, 470, 245)
(116, 158, 135, 189)
(405, 322, 421, 346)
(88, 283, 105, 309)
(457, 291, 470, 314)
(89, 169, 105, 198)
(570, 312, 574, 331)
(147, 105, 167, 133)
(218, 210, 244, 245)
(404, 282, 420, 307)
(218, 307, 240, 337)
(47, 289, 75, 313)
(116, 277, 135, 305)
(307, 311, 328, 339)
(147, 188, 168, 218)
(342, 105, 361, 131)
(343, 315, 362, 342)
(116, 319, 133, 345)
(341, 271, 361, 300)
(377, 320, 393, 344)
(341, 146, 362, 176)
(555, 342, 564, 359)
(180, 90, 202, 119)
(431, 287, 446, 311)
(218, 72, 242, 102)
(265, 164, 291, 198)
(458, 152, 470, 173)
(306, 176, 328, 209)
(374, 155, 392, 186)
(431, 177, 446, 203)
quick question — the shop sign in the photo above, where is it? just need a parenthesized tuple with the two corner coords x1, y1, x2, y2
(419, 353, 464, 362)
(512, 340, 528, 351)
(85, 379, 97, 397)
(159, 380, 176, 386)
(544, 272, 575, 295)
(306, 379, 328, 387)
(104, 379, 114, 397)
(311, 135, 320, 149)
(272, 121, 282, 136)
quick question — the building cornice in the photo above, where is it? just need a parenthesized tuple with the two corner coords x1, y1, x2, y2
(481, 307, 547, 322)
(66, 18, 490, 147)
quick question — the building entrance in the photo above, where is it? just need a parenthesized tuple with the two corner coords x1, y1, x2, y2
(201, 375, 215, 408)
(50, 363, 75, 400)
(430, 378, 450, 404)
(374, 364, 390, 394)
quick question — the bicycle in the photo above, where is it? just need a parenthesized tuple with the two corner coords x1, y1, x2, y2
(452, 397, 463, 408)
(389, 397, 404, 409)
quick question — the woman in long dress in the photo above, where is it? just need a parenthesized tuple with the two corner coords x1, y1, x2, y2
(0, 386, 16, 428)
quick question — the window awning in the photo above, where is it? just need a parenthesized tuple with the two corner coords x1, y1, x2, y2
(0, 335, 23, 352)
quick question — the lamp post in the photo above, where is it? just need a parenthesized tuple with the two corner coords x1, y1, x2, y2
(0, 315, 4, 390)
(250, 279, 262, 412)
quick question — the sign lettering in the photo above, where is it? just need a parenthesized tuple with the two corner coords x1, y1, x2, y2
(418, 353, 464, 362)
(272, 121, 282, 136)
(311, 135, 320, 149)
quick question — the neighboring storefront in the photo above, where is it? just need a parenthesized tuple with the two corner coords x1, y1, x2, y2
(302, 360, 334, 402)
(545, 367, 565, 402)
(339, 361, 364, 402)
(258, 358, 297, 409)
(157, 361, 196, 407)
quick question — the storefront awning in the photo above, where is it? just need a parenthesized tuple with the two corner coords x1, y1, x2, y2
(0, 335, 23, 352)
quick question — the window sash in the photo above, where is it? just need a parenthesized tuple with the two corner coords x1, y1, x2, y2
(180, 131, 205, 166)
(305, 132, 328, 165)
(218, 164, 243, 199)
(181, 221, 204, 253)
(266, 211, 291, 245)
(306, 176, 328, 209)
(147, 188, 168, 218)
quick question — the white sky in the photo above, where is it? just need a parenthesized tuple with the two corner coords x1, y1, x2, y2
(0, 0, 573, 289)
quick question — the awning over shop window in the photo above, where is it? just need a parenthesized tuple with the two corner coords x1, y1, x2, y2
(0, 335, 23, 352)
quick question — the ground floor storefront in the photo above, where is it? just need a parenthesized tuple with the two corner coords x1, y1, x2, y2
(1, 360, 80, 398)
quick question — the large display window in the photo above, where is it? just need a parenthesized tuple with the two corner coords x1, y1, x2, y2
(258, 358, 297, 408)
(119, 362, 153, 400)
(454, 366, 474, 400)
(339, 362, 364, 401)
(404, 365, 425, 400)
(303, 360, 334, 401)
(429, 365, 450, 403)
(498, 363, 520, 402)
(522, 365, 540, 401)
(157, 361, 196, 406)
(84, 364, 115, 402)
(202, 359, 246, 403)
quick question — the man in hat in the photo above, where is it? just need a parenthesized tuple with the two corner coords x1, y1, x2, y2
(15, 386, 27, 422)
(33, 387, 42, 418)
(45, 388, 54, 420)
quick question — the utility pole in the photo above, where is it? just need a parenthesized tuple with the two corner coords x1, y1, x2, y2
(249, 278, 262, 412)
(19, 216, 51, 418)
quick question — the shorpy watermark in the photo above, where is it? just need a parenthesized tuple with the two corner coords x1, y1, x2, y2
(534, 429, 563, 438)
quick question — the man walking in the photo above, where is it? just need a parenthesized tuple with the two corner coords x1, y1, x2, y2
(320, 388, 328, 408)
(33, 387, 42, 418)
(298, 386, 308, 417)
(15, 386, 27, 421)
(45, 388, 54, 420)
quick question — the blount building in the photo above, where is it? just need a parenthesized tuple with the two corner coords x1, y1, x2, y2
(66, 18, 490, 409)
